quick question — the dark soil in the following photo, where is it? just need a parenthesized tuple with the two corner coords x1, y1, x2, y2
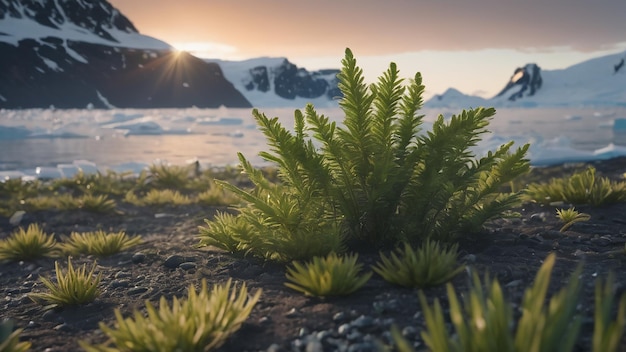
(2, 158, 626, 351)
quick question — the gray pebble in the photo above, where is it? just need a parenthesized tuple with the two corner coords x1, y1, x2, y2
(179, 262, 197, 270)
(163, 255, 185, 268)
(131, 252, 146, 264)
(109, 279, 130, 288)
(127, 286, 149, 295)
(115, 271, 132, 279)
(285, 308, 299, 318)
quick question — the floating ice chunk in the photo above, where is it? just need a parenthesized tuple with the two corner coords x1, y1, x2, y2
(36, 167, 64, 179)
(0, 126, 32, 140)
(594, 143, 626, 159)
(57, 164, 81, 178)
(73, 160, 99, 175)
(612, 118, 626, 131)
(196, 117, 243, 125)
(0, 171, 26, 180)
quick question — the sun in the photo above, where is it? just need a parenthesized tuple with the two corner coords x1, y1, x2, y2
(170, 41, 239, 60)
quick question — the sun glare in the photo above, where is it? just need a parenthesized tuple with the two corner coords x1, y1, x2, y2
(171, 42, 239, 60)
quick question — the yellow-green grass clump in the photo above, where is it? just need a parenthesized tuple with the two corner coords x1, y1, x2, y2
(556, 207, 590, 232)
(373, 240, 463, 288)
(525, 166, 626, 206)
(0, 320, 31, 352)
(285, 253, 372, 297)
(396, 253, 584, 352)
(80, 279, 261, 352)
(60, 230, 142, 257)
(0, 224, 58, 262)
(29, 257, 102, 308)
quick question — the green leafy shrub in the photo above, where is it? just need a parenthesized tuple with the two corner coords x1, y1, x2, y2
(199, 48, 530, 261)
(29, 257, 101, 308)
(80, 279, 261, 352)
(60, 230, 142, 257)
(373, 240, 463, 288)
(405, 253, 583, 352)
(556, 207, 590, 232)
(525, 166, 626, 206)
(285, 252, 372, 297)
(0, 224, 58, 262)
(0, 319, 31, 352)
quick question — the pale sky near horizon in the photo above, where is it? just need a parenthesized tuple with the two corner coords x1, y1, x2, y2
(108, 0, 626, 98)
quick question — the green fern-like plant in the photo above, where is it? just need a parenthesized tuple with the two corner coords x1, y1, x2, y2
(199, 48, 530, 261)
(80, 279, 261, 352)
(0, 320, 31, 352)
(525, 166, 626, 206)
(373, 240, 463, 288)
(60, 230, 142, 257)
(285, 253, 372, 297)
(0, 224, 58, 262)
(147, 163, 192, 189)
(29, 257, 102, 308)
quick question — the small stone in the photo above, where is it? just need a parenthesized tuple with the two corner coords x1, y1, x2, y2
(115, 271, 132, 279)
(259, 316, 271, 325)
(131, 252, 146, 264)
(127, 286, 149, 295)
(337, 323, 351, 335)
(346, 330, 362, 342)
(298, 327, 309, 336)
(266, 343, 282, 352)
(163, 255, 185, 268)
(348, 341, 377, 352)
(351, 315, 375, 329)
(9, 210, 26, 226)
(179, 262, 197, 270)
(530, 212, 547, 222)
(401, 326, 418, 339)
(42, 310, 59, 322)
(332, 312, 347, 322)
(305, 336, 323, 352)
(285, 308, 299, 318)
(109, 279, 130, 288)
(505, 279, 524, 288)
(54, 323, 72, 332)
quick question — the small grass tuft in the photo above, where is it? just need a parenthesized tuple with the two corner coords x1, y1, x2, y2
(373, 240, 463, 288)
(0, 319, 31, 352)
(80, 278, 261, 352)
(60, 230, 142, 257)
(0, 224, 58, 262)
(29, 257, 102, 308)
(593, 273, 626, 352)
(285, 253, 372, 297)
(525, 166, 626, 206)
(556, 207, 590, 232)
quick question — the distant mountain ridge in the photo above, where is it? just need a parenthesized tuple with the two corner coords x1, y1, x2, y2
(425, 51, 626, 108)
(0, 0, 251, 109)
(205, 57, 341, 108)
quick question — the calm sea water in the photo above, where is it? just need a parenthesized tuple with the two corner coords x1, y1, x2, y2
(0, 106, 625, 173)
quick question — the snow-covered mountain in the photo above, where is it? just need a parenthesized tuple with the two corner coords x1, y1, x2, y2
(425, 51, 626, 108)
(205, 57, 341, 108)
(0, 0, 251, 109)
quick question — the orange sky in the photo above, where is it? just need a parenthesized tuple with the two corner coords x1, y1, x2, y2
(108, 0, 626, 97)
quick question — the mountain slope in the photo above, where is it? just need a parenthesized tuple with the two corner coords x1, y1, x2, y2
(0, 0, 251, 109)
(206, 57, 341, 108)
(425, 50, 626, 108)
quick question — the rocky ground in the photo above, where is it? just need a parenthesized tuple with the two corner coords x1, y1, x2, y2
(1, 158, 626, 351)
